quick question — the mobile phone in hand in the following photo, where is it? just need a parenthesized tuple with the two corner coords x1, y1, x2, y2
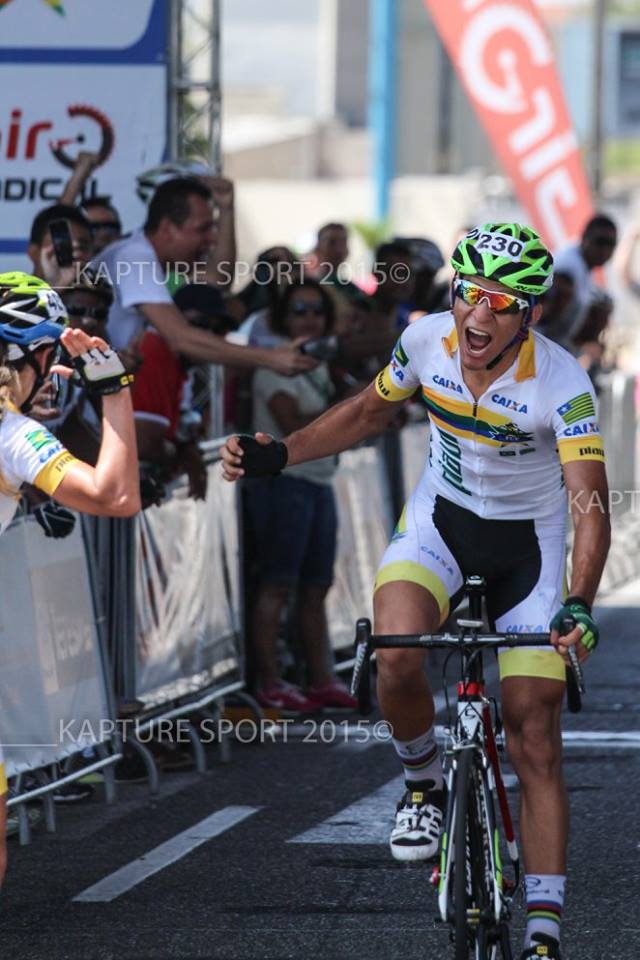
(49, 218, 74, 268)
(299, 336, 339, 362)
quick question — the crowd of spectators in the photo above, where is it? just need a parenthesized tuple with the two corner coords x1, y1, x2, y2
(11, 151, 629, 779)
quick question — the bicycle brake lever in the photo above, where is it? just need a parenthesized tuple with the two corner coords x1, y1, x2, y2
(560, 615, 586, 695)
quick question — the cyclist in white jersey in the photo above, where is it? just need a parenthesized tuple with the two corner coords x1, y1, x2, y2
(220, 224, 610, 960)
(0, 272, 140, 892)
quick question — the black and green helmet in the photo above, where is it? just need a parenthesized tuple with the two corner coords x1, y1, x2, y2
(451, 222, 553, 296)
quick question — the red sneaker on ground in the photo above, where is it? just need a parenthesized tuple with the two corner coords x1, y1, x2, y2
(307, 678, 358, 711)
(255, 681, 321, 715)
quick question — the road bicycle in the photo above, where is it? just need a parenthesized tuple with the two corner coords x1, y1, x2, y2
(350, 575, 584, 960)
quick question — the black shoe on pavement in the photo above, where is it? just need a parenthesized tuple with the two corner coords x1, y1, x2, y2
(114, 753, 150, 783)
(520, 933, 562, 959)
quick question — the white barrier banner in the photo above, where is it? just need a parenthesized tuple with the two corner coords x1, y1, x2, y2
(0, 517, 111, 775)
(135, 464, 242, 707)
(327, 446, 394, 651)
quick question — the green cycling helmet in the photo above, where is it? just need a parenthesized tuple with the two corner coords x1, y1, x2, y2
(451, 223, 553, 296)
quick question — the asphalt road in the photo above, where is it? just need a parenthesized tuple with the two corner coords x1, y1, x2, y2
(3, 578, 640, 960)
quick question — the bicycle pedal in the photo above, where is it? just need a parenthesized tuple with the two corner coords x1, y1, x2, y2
(430, 866, 440, 887)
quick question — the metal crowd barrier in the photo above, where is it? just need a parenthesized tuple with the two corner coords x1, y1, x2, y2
(0, 514, 120, 843)
(326, 440, 395, 659)
(87, 441, 256, 792)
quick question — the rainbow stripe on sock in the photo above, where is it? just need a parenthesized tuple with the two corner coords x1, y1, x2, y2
(402, 742, 439, 776)
(527, 901, 562, 926)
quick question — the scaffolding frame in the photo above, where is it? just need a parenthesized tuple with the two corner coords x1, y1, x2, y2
(167, 0, 222, 171)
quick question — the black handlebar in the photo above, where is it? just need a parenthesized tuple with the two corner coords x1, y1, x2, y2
(350, 619, 584, 714)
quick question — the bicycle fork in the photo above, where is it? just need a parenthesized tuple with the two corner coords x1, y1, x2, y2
(436, 681, 518, 928)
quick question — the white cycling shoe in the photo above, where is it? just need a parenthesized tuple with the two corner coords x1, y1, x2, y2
(389, 786, 444, 862)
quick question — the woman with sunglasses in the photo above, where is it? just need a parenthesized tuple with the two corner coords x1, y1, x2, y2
(245, 279, 356, 714)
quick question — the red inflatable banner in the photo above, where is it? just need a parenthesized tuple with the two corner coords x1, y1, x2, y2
(423, 0, 593, 248)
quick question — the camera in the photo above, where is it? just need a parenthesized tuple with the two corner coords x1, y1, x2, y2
(49, 218, 74, 268)
(299, 335, 339, 362)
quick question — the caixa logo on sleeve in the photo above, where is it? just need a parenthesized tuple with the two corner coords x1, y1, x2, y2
(0, 103, 114, 203)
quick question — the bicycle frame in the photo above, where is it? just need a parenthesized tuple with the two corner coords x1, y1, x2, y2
(350, 574, 583, 959)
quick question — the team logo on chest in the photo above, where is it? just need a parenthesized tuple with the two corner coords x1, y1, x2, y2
(491, 392, 528, 414)
(432, 374, 463, 394)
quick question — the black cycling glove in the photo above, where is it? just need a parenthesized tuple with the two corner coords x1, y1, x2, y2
(33, 501, 76, 539)
(67, 345, 135, 396)
(236, 434, 288, 477)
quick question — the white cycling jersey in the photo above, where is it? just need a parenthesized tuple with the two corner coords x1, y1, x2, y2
(0, 404, 77, 536)
(375, 311, 605, 521)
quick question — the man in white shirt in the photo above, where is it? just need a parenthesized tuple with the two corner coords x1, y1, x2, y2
(92, 178, 315, 377)
(553, 214, 617, 351)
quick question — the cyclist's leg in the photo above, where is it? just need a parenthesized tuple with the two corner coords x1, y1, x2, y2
(374, 495, 463, 740)
(501, 676, 567, 873)
(374, 495, 463, 861)
(490, 511, 568, 952)
(374, 580, 440, 737)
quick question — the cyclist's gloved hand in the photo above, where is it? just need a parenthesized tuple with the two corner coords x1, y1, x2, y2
(550, 596, 598, 655)
(236, 434, 288, 478)
(65, 345, 135, 396)
(33, 500, 76, 539)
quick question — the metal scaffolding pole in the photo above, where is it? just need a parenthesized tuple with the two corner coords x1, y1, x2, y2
(591, 0, 607, 198)
(167, 0, 222, 171)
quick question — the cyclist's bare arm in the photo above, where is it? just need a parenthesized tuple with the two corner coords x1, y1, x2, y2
(140, 303, 316, 376)
(563, 458, 611, 606)
(221, 381, 404, 480)
(46, 328, 141, 517)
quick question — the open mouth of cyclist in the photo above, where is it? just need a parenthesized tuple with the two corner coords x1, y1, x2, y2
(464, 325, 493, 356)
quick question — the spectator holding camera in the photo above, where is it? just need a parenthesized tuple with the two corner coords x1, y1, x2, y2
(92, 178, 315, 377)
(28, 204, 93, 284)
(246, 278, 356, 713)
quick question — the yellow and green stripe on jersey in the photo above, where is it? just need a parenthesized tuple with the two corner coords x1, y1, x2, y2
(421, 388, 535, 448)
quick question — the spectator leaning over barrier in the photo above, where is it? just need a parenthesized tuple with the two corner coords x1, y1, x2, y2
(0, 271, 140, 891)
(131, 283, 234, 504)
(92, 178, 316, 377)
(244, 278, 357, 713)
(28, 203, 93, 284)
(81, 196, 123, 255)
(135, 162, 236, 293)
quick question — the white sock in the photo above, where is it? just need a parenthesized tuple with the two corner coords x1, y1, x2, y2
(525, 873, 565, 947)
(392, 726, 443, 789)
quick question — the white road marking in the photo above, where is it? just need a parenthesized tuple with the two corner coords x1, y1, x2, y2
(73, 806, 259, 902)
(292, 727, 640, 845)
(289, 775, 404, 844)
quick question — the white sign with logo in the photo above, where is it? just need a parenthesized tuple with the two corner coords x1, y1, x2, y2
(0, 0, 167, 270)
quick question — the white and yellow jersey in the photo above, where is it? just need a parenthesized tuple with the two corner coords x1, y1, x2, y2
(375, 311, 605, 521)
(0, 404, 78, 536)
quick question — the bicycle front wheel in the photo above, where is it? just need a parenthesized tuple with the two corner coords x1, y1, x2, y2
(452, 747, 495, 960)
